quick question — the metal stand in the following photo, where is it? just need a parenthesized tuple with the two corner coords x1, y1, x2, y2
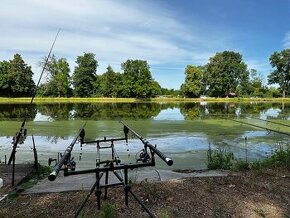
(68, 135, 156, 217)
(48, 122, 173, 218)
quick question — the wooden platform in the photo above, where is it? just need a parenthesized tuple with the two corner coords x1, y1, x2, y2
(0, 164, 34, 187)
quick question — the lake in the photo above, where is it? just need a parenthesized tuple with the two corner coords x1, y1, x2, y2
(0, 101, 290, 171)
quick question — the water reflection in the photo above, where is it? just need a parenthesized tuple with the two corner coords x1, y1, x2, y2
(0, 102, 289, 121)
(1, 102, 290, 170)
(0, 103, 37, 121)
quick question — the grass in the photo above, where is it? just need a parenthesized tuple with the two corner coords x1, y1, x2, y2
(212, 200, 228, 218)
(207, 144, 290, 171)
(0, 97, 137, 103)
(159, 208, 170, 218)
(251, 145, 290, 170)
(7, 164, 52, 199)
(207, 148, 234, 170)
(99, 201, 118, 218)
(1, 97, 290, 104)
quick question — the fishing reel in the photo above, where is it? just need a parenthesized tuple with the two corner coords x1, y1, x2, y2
(136, 149, 151, 163)
(12, 127, 27, 145)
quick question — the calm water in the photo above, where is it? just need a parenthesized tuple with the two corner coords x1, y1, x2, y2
(0, 102, 290, 170)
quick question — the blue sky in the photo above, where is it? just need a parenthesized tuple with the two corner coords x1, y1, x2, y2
(0, 0, 289, 89)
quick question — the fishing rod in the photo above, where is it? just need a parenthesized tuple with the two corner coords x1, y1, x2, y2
(232, 119, 290, 137)
(250, 117, 290, 128)
(53, 122, 172, 218)
(120, 121, 173, 166)
(8, 29, 61, 166)
(48, 123, 86, 181)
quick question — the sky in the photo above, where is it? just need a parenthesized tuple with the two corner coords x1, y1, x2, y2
(0, 0, 290, 90)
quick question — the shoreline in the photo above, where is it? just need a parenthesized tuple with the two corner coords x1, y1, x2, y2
(0, 97, 290, 104)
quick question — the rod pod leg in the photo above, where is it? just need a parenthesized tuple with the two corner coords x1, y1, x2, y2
(95, 170, 102, 210)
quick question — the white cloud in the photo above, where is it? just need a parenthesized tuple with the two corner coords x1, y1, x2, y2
(0, 0, 235, 89)
(245, 59, 272, 84)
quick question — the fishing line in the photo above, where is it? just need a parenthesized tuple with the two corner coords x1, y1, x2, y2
(232, 119, 290, 137)
(250, 117, 290, 128)
(8, 29, 61, 165)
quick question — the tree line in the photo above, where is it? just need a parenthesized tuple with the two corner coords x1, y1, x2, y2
(181, 49, 290, 98)
(0, 49, 289, 98)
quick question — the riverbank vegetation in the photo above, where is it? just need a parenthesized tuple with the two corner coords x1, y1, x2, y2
(1, 146, 290, 217)
(1, 49, 289, 99)
(1, 97, 290, 104)
(207, 144, 290, 171)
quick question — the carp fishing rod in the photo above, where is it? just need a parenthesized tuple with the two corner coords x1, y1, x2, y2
(8, 29, 61, 166)
(120, 121, 173, 166)
(232, 119, 290, 137)
(48, 122, 173, 218)
(48, 123, 86, 181)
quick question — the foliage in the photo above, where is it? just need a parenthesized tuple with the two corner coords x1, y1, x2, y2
(0, 54, 35, 97)
(7, 164, 52, 199)
(121, 59, 161, 98)
(1, 49, 290, 98)
(232, 159, 250, 171)
(160, 88, 180, 97)
(208, 144, 290, 171)
(181, 65, 205, 97)
(260, 145, 290, 168)
(207, 147, 234, 170)
(39, 55, 72, 97)
(159, 208, 170, 218)
(205, 51, 249, 97)
(73, 53, 98, 97)
(100, 201, 118, 218)
(0, 61, 10, 96)
(268, 49, 290, 98)
(98, 65, 123, 97)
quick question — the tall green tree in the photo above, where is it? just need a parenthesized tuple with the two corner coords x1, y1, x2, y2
(40, 55, 71, 97)
(246, 69, 267, 97)
(181, 65, 205, 97)
(0, 61, 10, 96)
(8, 54, 35, 97)
(99, 65, 119, 97)
(121, 59, 160, 98)
(268, 49, 290, 98)
(205, 51, 248, 97)
(73, 53, 98, 97)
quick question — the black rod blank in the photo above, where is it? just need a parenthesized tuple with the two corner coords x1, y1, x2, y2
(120, 121, 173, 166)
(48, 127, 85, 181)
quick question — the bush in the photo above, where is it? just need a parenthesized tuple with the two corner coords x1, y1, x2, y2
(232, 159, 250, 171)
(207, 148, 234, 170)
(207, 144, 290, 171)
(260, 145, 290, 168)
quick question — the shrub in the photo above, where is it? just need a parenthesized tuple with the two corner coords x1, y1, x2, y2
(207, 148, 234, 170)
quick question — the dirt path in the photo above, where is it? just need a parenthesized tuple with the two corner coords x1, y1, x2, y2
(23, 169, 231, 194)
(1, 168, 290, 217)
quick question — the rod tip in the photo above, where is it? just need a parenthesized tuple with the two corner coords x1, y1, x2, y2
(165, 158, 173, 166)
(48, 172, 57, 181)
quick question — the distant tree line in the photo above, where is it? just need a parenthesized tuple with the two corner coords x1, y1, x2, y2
(0, 49, 289, 98)
(181, 49, 290, 98)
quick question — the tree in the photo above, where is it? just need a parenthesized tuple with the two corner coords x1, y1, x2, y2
(0, 61, 10, 96)
(205, 51, 248, 97)
(99, 65, 119, 97)
(8, 54, 35, 97)
(121, 59, 160, 98)
(40, 55, 71, 97)
(73, 53, 98, 97)
(181, 65, 205, 97)
(245, 69, 267, 97)
(268, 49, 290, 98)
